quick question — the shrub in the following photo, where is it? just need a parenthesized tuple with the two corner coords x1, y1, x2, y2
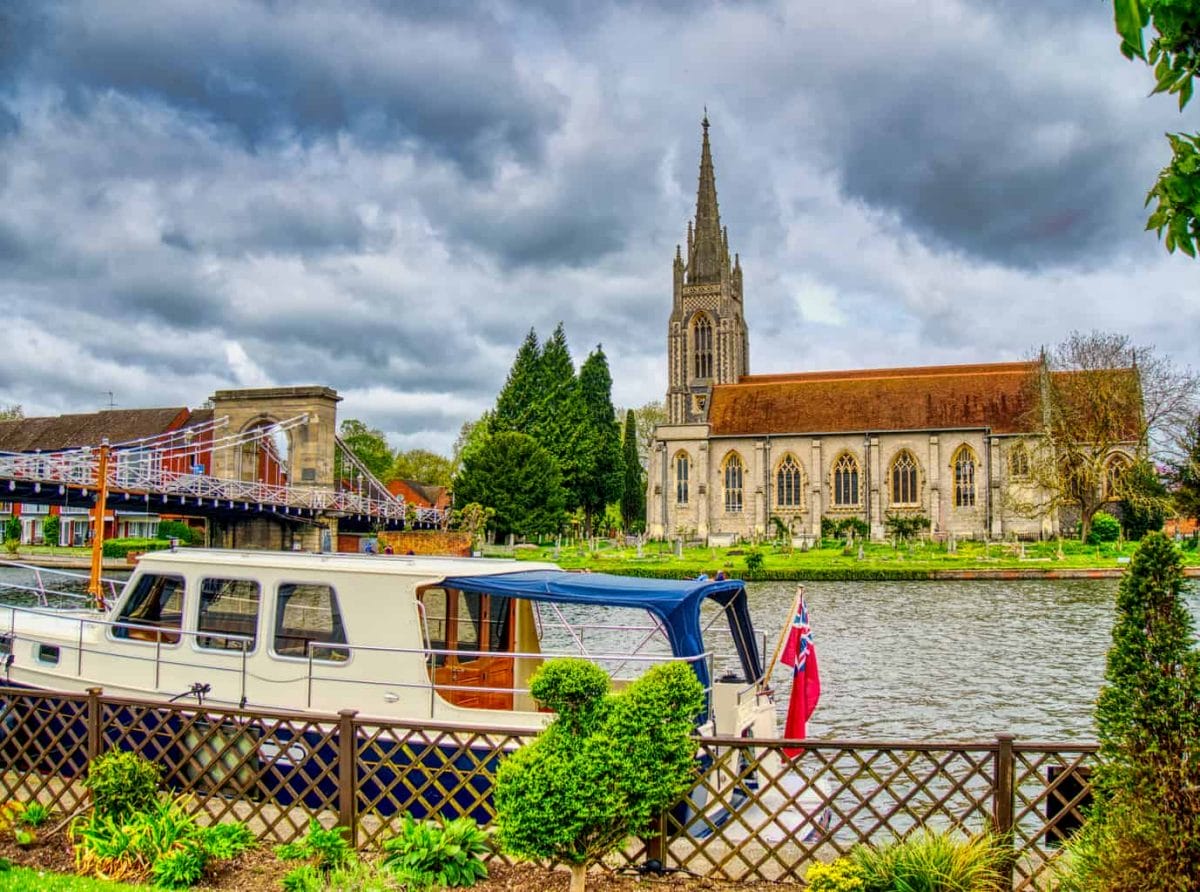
(101, 537, 171, 559)
(495, 658, 705, 892)
(157, 520, 197, 545)
(1080, 532, 1200, 889)
(41, 515, 60, 547)
(884, 513, 930, 542)
(281, 864, 324, 892)
(848, 830, 1004, 892)
(1087, 511, 1121, 544)
(806, 857, 867, 891)
(276, 819, 353, 873)
(743, 548, 765, 573)
(17, 802, 50, 828)
(379, 815, 489, 889)
(198, 821, 255, 860)
(4, 516, 20, 552)
(84, 750, 161, 823)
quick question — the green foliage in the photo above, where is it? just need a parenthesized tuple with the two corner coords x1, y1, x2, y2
(1146, 131, 1200, 256)
(42, 514, 60, 547)
(337, 419, 394, 482)
(280, 864, 323, 892)
(150, 841, 208, 888)
(379, 815, 490, 889)
(156, 520, 197, 546)
(620, 409, 645, 532)
(1172, 413, 1200, 521)
(846, 830, 1005, 892)
(0, 864, 165, 890)
(275, 819, 353, 872)
(743, 548, 764, 573)
(18, 802, 50, 828)
(576, 347, 625, 534)
(453, 431, 567, 538)
(100, 538, 170, 559)
(1117, 459, 1168, 539)
(822, 516, 869, 541)
(84, 750, 161, 823)
(495, 659, 705, 876)
(884, 513, 930, 542)
(493, 328, 543, 434)
(4, 516, 20, 552)
(198, 821, 255, 860)
(805, 857, 867, 892)
(1087, 511, 1122, 544)
(528, 658, 610, 733)
(389, 449, 454, 488)
(1086, 532, 1200, 889)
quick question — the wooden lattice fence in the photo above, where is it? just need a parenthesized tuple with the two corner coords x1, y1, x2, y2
(0, 685, 1095, 888)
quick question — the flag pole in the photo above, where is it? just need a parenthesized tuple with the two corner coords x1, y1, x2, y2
(763, 585, 804, 685)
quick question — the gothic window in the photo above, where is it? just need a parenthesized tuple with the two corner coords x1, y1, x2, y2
(723, 453, 744, 513)
(776, 454, 803, 509)
(953, 445, 977, 508)
(675, 452, 690, 505)
(890, 450, 919, 506)
(833, 453, 860, 507)
(1105, 453, 1131, 499)
(1009, 443, 1030, 479)
(693, 314, 713, 380)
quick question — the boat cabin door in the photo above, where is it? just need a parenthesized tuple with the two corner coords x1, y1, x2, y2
(418, 586, 514, 710)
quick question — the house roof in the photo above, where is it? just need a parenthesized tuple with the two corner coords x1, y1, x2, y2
(707, 361, 1042, 437)
(0, 408, 193, 453)
(387, 479, 448, 507)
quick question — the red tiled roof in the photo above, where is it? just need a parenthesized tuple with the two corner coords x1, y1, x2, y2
(708, 361, 1041, 436)
(0, 408, 192, 452)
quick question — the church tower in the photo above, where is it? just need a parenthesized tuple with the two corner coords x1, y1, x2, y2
(666, 116, 748, 425)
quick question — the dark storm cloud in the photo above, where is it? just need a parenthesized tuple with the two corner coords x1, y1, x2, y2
(26, 0, 564, 176)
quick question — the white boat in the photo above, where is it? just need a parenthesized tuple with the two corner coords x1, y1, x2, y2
(0, 549, 828, 836)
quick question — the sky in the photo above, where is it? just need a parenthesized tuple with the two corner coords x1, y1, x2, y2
(0, 0, 1196, 456)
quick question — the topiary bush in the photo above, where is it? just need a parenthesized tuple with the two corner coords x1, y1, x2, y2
(1087, 511, 1121, 544)
(495, 658, 705, 892)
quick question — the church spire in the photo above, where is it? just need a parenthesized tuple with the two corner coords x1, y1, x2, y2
(687, 113, 725, 283)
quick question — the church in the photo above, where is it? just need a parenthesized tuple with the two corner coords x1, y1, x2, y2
(646, 120, 1108, 543)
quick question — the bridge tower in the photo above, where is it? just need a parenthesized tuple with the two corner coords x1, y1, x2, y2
(209, 386, 342, 550)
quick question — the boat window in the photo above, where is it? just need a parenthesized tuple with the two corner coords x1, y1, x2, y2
(113, 574, 185, 645)
(488, 596, 513, 653)
(197, 578, 261, 652)
(455, 590, 481, 655)
(37, 644, 60, 665)
(273, 583, 348, 662)
(422, 587, 450, 667)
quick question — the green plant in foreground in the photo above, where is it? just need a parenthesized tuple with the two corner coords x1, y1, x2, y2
(18, 802, 51, 828)
(280, 864, 324, 892)
(275, 819, 353, 872)
(83, 749, 162, 823)
(806, 856, 867, 891)
(199, 821, 256, 860)
(380, 815, 490, 889)
(150, 840, 208, 889)
(847, 830, 1004, 892)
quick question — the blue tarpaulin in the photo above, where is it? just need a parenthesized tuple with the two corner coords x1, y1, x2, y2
(440, 569, 762, 690)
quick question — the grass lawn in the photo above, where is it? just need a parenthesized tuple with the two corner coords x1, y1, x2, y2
(488, 535, 1200, 579)
(0, 864, 149, 890)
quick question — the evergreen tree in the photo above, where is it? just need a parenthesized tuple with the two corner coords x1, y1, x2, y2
(529, 323, 588, 512)
(452, 431, 566, 539)
(620, 410, 645, 532)
(576, 346, 624, 534)
(493, 328, 541, 433)
(1173, 413, 1200, 523)
(1117, 458, 1167, 540)
(1084, 532, 1200, 888)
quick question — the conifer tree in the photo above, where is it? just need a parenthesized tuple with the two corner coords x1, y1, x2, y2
(620, 410, 645, 532)
(452, 431, 566, 539)
(529, 323, 588, 512)
(493, 328, 541, 433)
(577, 346, 624, 534)
(1083, 532, 1200, 888)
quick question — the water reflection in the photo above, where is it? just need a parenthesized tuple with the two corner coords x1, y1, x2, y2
(753, 578, 1200, 742)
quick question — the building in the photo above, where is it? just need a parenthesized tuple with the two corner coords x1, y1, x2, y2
(647, 120, 1135, 543)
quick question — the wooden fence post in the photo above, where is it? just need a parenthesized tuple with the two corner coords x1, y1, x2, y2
(645, 809, 667, 868)
(337, 709, 358, 847)
(994, 732, 1016, 886)
(86, 686, 102, 765)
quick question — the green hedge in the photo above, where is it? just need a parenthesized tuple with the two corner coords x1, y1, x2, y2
(101, 538, 172, 559)
(602, 565, 935, 582)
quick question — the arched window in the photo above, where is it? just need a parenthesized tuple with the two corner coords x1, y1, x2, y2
(833, 453, 860, 507)
(890, 450, 919, 505)
(723, 453, 744, 513)
(776, 454, 803, 509)
(953, 445, 977, 508)
(1105, 454, 1131, 499)
(675, 452, 690, 505)
(1009, 443, 1030, 479)
(693, 314, 713, 380)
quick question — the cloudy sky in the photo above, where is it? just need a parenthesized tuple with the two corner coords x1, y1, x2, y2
(0, 0, 1195, 455)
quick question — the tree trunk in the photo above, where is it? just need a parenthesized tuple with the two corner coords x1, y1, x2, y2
(569, 863, 587, 892)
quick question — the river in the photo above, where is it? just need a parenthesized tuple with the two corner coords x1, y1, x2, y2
(2, 565, 1197, 743)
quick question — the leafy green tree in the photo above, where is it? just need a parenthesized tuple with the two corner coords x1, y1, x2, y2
(336, 419, 393, 482)
(4, 516, 20, 553)
(495, 658, 705, 892)
(453, 431, 566, 539)
(1114, 0, 1200, 256)
(0, 405, 22, 421)
(1118, 458, 1168, 538)
(527, 324, 588, 512)
(41, 514, 60, 547)
(1081, 532, 1200, 888)
(1172, 413, 1200, 522)
(452, 412, 492, 476)
(576, 347, 624, 534)
(620, 410, 645, 532)
(493, 328, 542, 433)
(389, 449, 453, 487)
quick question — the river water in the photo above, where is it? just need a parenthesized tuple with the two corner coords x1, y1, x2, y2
(2, 565, 1197, 743)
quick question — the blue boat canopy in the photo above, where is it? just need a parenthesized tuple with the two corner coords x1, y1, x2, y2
(439, 569, 762, 691)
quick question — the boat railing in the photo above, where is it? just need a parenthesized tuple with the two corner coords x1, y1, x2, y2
(0, 559, 124, 608)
